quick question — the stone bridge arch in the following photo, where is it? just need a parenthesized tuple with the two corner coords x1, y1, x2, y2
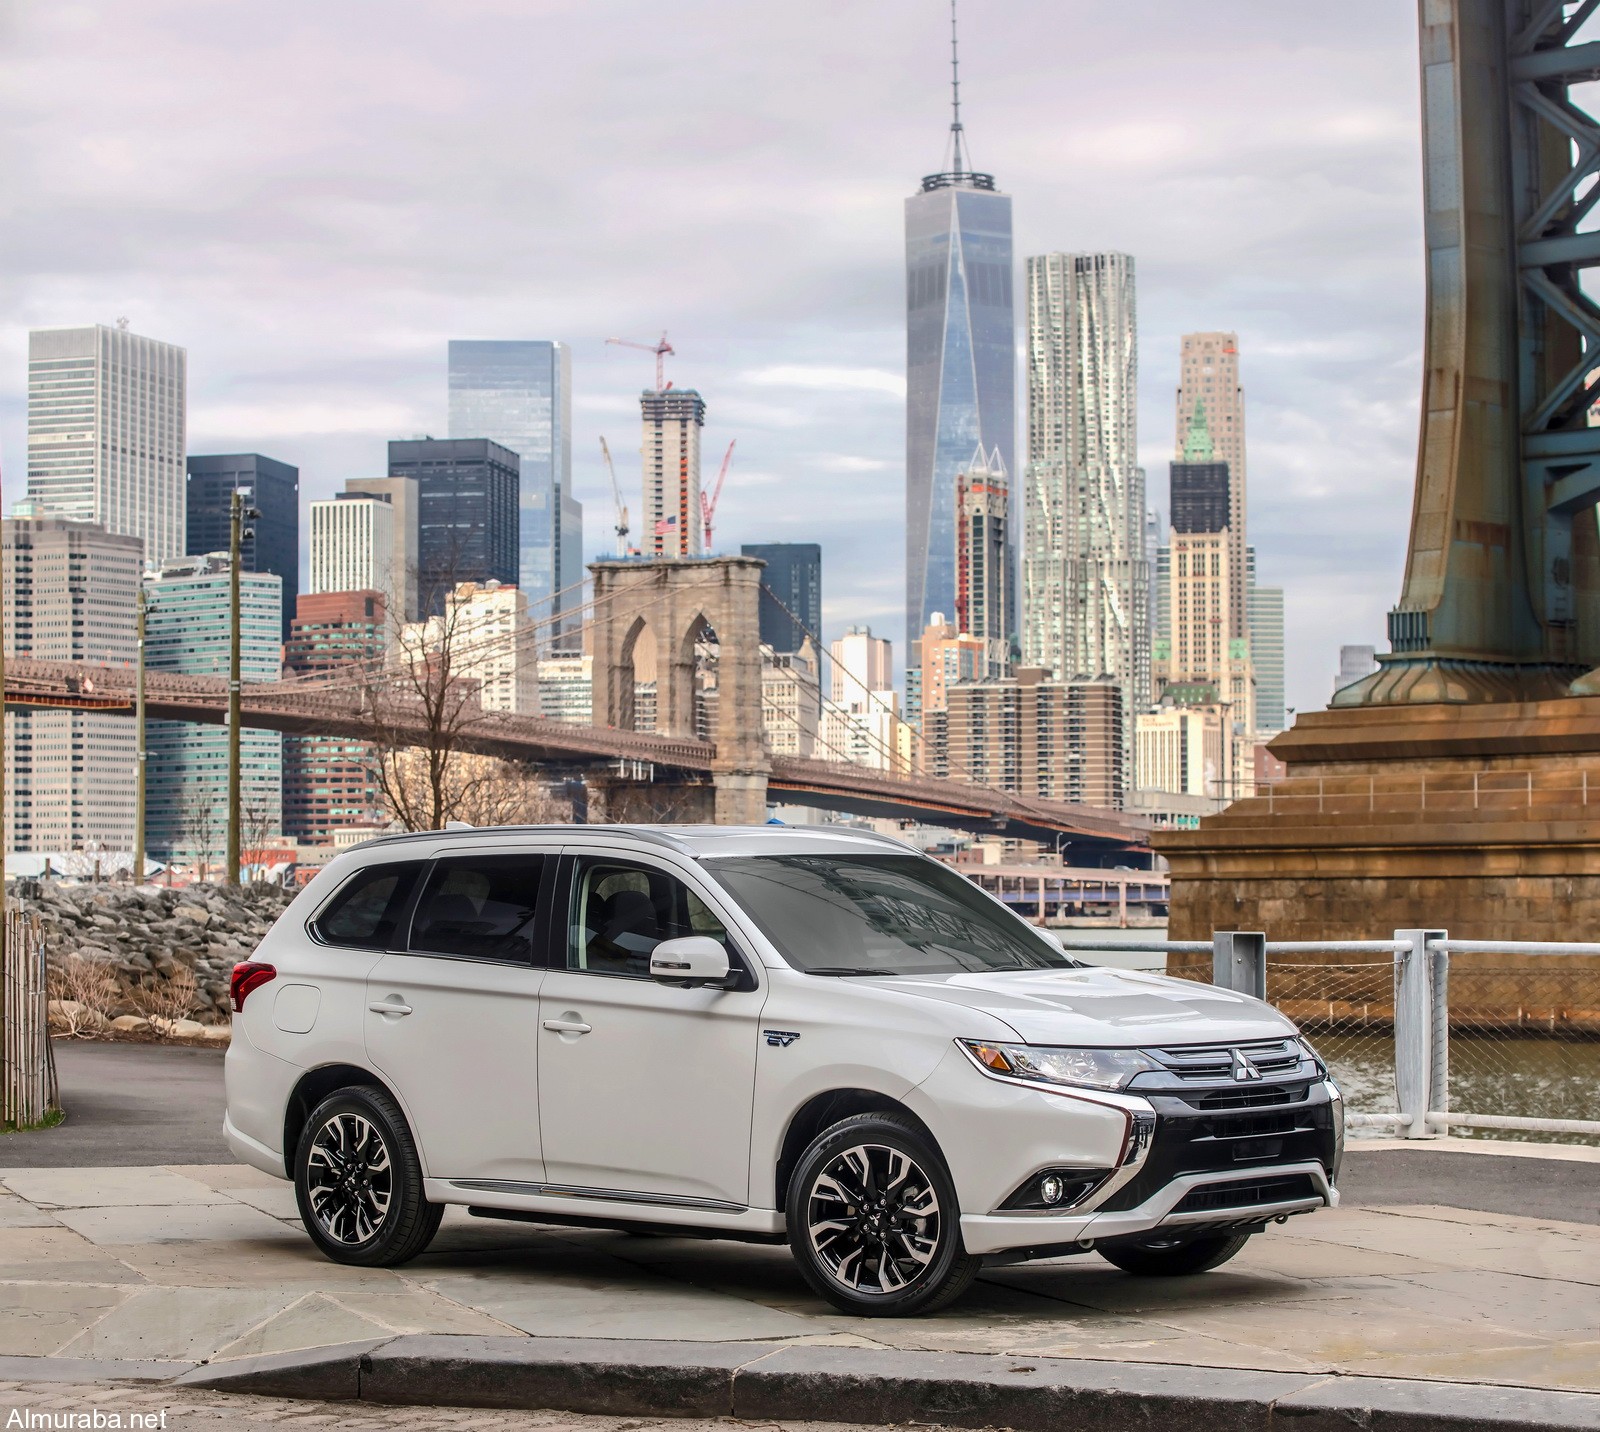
(589, 556, 769, 824)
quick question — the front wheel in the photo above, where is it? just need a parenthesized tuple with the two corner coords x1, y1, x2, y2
(294, 1086, 443, 1267)
(786, 1112, 979, 1316)
(1098, 1230, 1252, 1276)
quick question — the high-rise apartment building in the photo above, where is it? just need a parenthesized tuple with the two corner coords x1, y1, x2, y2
(344, 476, 420, 621)
(925, 668, 1124, 808)
(538, 652, 594, 724)
(762, 642, 821, 758)
(185, 454, 300, 641)
(282, 591, 388, 841)
(309, 494, 397, 618)
(1176, 332, 1248, 637)
(905, 92, 1014, 653)
(144, 554, 283, 865)
(741, 543, 821, 654)
(387, 440, 519, 616)
(1134, 705, 1226, 799)
(1021, 252, 1147, 785)
(955, 447, 1011, 675)
(640, 390, 705, 558)
(27, 324, 187, 565)
(1336, 644, 1379, 697)
(402, 579, 535, 716)
(829, 625, 893, 707)
(447, 340, 583, 628)
(2, 516, 142, 856)
(915, 615, 988, 724)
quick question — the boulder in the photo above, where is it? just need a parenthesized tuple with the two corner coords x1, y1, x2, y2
(110, 1014, 152, 1034)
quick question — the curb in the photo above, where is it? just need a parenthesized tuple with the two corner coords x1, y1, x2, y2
(177, 1334, 1600, 1431)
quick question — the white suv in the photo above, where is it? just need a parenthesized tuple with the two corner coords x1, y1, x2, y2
(224, 825, 1341, 1316)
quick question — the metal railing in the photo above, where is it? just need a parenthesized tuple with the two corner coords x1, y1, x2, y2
(1251, 769, 1596, 819)
(1077, 929, 1600, 1143)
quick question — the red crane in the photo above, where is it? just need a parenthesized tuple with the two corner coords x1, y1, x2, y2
(606, 331, 675, 391)
(700, 439, 736, 552)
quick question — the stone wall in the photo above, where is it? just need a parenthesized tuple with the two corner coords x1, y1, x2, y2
(17, 881, 293, 1024)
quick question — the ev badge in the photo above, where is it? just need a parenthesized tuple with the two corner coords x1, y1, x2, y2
(764, 1030, 800, 1048)
(1230, 1048, 1263, 1082)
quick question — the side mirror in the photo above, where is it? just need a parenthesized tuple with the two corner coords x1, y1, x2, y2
(649, 936, 732, 989)
(1038, 927, 1066, 952)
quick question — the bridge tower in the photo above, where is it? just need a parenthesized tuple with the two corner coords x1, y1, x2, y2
(1156, 0, 1600, 943)
(589, 555, 770, 825)
(1345, 0, 1600, 705)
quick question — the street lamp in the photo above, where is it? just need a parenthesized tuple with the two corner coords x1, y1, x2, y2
(226, 487, 261, 887)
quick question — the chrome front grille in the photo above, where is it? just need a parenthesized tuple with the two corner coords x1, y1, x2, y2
(1146, 1038, 1304, 1081)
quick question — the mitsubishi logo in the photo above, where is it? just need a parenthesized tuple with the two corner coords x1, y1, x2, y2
(1231, 1048, 1263, 1082)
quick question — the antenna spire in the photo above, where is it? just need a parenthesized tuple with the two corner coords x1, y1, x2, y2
(949, 0, 965, 174)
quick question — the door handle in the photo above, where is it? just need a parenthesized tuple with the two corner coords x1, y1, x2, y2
(542, 1018, 592, 1034)
(369, 999, 414, 1017)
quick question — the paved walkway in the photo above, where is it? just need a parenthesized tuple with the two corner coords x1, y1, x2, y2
(0, 1159, 1595, 1395)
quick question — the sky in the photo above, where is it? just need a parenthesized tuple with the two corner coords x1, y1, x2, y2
(0, 0, 1426, 719)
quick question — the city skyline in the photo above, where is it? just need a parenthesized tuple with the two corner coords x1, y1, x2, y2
(0, 2, 1426, 720)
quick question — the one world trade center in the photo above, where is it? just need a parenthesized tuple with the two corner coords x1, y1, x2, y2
(904, 7, 1014, 658)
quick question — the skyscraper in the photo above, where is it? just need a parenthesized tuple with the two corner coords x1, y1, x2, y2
(26, 324, 187, 565)
(144, 554, 283, 866)
(1248, 579, 1286, 735)
(741, 542, 821, 654)
(309, 494, 397, 617)
(955, 447, 1010, 675)
(185, 454, 300, 641)
(1021, 251, 1148, 785)
(447, 341, 583, 629)
(904, 22, 1014, 653)
(387, 439, 519, 616)
(344, 476, 420, 621)
(2, 515, 142, 856)
(640, 390, 705, 558)
(1176, 333, 1247, 636)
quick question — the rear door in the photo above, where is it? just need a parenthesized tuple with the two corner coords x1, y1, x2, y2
(365, 847, 553, 1183)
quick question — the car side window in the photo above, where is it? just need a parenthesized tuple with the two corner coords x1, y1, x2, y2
(567, 857, 730, 979)
(409, 854, 547, 964)
(312, 862, 426, 950)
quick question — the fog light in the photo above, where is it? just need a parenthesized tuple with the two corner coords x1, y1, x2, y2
(1039, 1174, 1065, 1205)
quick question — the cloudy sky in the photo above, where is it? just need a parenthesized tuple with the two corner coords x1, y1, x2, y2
(0, 0, 1424, 717)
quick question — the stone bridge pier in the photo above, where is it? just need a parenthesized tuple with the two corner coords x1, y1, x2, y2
(588, 556, 770, 826)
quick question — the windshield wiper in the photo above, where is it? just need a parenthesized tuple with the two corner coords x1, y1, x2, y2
(800, 966, 893, 977)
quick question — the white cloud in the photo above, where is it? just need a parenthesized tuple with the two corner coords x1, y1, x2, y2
(741, 365, 906, 398)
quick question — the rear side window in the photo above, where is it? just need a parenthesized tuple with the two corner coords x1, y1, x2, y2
(312, 862, 425, 950)
(409, 854, 548, 964)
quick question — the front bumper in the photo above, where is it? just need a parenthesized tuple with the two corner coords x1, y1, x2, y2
(957, 1068, 1342, 1257)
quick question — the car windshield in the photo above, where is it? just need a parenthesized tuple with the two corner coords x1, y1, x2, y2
(705, 853, 1079, 977)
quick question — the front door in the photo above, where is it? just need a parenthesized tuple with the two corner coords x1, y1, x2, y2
(365, 849, 553, 1183)
(536, 852, 766, 1208)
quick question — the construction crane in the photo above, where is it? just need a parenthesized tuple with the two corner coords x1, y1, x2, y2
(606, 331, 675, 391)
(700, 439, 736, 552)
(598, 436, 630, 556)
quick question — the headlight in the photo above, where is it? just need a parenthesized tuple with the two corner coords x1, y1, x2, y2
(1297, 1036, 1328, 1073)
(961, 1040, 1161, 1091)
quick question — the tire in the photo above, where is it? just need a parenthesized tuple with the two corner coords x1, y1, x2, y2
(785, 1112, 979, 1317)
(1098, 1230, 1253, 1276)
(293, 1085, 443, 1267)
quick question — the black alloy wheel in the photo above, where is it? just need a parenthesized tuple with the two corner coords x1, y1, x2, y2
(1098, 1229, 1253, 1276)
(786, 1112, 978, 1316)
(294, 1086, 442, 1267)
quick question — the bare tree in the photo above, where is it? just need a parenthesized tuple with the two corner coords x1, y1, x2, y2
(181, 792, 220, 883)
(240, 796, 278, 883)
(360, 553, 526, 831)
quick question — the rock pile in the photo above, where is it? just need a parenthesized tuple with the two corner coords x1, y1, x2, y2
(17, 880, 294, 1026)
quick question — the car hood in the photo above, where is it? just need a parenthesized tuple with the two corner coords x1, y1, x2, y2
(864, 966, 1295, 1047)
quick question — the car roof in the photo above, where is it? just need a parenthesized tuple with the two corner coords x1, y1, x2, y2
(345, 823, 918, 860)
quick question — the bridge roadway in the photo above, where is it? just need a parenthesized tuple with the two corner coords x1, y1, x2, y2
(3, 657, 1150, 851)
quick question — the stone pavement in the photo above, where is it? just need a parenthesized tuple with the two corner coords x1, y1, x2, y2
(0, 1157, 1596, 1395)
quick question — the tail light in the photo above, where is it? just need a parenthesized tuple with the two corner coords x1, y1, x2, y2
(231, 961, 276, 1012)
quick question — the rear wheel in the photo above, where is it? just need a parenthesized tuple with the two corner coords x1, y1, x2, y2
(1098, 1230, 1252, 1276)
(294, 1086, 442, 1267)
(786, 1112, 979, 1316)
